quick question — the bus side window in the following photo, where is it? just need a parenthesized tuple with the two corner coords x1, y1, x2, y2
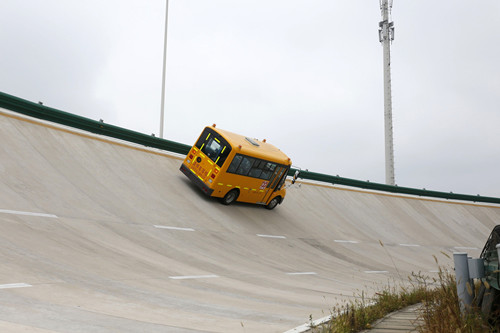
(227, 155, 276, 179)
(260, 162, 276, 180)
(248, 160, 263, 178)
(227, 155, 243, 173)
(236, 156, 254, 176)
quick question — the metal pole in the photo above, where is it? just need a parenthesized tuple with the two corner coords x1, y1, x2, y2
(159, 0, 169, 139)
(379, 0, 395, 185)
(454, 252, 473, 313)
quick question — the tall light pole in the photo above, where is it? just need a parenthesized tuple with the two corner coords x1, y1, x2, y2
(378, 0, 395, 185)
(159, 0, 169, 138)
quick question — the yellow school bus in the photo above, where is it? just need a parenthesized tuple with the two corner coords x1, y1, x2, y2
(180, 125, 292, 209)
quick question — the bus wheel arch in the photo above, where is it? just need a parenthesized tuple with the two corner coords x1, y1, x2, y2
(221, 189, 239, 205)
(265, 196, 281, 210)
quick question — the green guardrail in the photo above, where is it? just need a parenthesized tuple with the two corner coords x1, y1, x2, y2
(287, 168, 500, 204)
(2, 90, 500, 205)
(0, 91, 191, 155)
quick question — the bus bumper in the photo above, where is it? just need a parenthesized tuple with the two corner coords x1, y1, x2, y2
(180, 164, 214, 196)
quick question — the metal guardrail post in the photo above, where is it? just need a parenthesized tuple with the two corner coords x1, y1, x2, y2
(468, 258, 485, 279)
(454, 252, 473, 313)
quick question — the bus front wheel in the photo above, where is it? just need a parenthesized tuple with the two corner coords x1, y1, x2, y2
(221, 189, 239, 205)
(266, 196, 281, 210)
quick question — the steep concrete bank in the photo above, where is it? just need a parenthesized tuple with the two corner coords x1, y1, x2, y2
(1, 109, 498, 332)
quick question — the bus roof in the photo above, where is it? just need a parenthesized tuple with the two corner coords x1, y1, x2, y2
(210, 126, 291, 166)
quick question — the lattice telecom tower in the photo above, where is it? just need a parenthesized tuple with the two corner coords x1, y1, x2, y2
(378, 0, 395, 185)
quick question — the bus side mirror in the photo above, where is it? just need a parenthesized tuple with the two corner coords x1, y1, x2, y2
(292, 170, 299, 185)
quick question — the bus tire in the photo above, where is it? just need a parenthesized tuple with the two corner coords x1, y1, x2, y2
(266, 196, 281, 210)
(221, 189, 239, 205)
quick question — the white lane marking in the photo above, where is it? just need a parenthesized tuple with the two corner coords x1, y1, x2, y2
(454, 246, 479, 250)
(399, 243, 420, 247)
(284, 314, 333, 333)
(0, 283, 32, 289)
(257, 234, 286, 239)
(334, 239, 359, 244)
(286, 272, 317, 276)
(154, 225, 195, 231)
(0, 209, 57, 218)
(364, 270, 389, 274)
(169, 275, 218, 280)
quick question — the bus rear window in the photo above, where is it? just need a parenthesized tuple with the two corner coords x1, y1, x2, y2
(204, 138, 221, 160)
(196, 128, 231, 167)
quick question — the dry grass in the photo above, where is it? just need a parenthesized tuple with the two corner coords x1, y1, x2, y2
(313, 261, 500, 333)
(313, 274, 429, 333)
(418, 265, 497, 333)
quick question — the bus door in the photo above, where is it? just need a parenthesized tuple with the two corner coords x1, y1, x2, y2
(261, 166, 288, 204)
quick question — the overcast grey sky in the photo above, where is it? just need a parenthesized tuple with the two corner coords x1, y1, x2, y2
(1, 1, 499, 197)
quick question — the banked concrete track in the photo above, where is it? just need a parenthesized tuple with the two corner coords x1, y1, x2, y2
(1, 108, 499, 333)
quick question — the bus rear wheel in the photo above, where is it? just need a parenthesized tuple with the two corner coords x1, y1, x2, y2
(266, 196, 280, 210)
(221, 189, 239, 205)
